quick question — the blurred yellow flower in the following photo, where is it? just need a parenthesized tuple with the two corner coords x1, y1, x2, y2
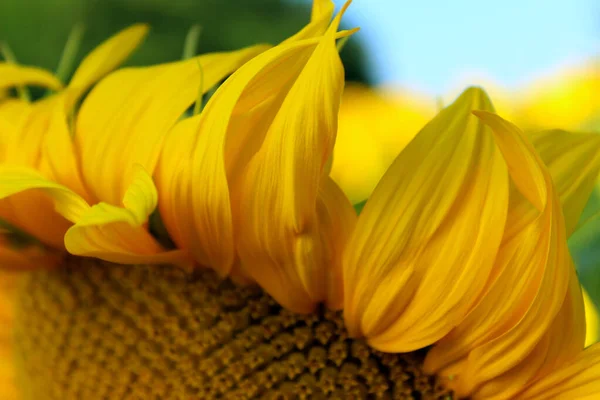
(514, 59, 600, 132)
(330, 84, 435, 204)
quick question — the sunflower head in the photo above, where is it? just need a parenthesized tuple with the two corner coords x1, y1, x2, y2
(1, 1, 600, 399)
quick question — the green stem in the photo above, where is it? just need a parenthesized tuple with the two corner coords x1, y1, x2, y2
(55, 23, 85, 85)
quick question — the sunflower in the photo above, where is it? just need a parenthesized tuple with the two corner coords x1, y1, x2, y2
(1, 1, 600, 399)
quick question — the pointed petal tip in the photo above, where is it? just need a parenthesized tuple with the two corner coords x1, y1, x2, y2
(329, 0, 353, 33)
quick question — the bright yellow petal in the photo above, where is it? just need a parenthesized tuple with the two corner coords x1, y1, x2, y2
(39, 92, 93, 202)
(67, 24, 149, 95)
(342, 87, 509, 351)
(0, 63, 62, 92)
(0, 99, 31, 164)
(157, 16, 353, 281)
(0, 166, 89, 223)
(444, 111, 576, 399)
(235, 5, 350, 313)
(2, 97, 55, 167)
(64, 164, 191, 267)
(584, 287, 600, 347)
(531, 129, 600, 237)
(425, 131, 598, 380)
(76, 45, 268, 206)
(518, 343, 600, 400)
(0, 97, 85, 248)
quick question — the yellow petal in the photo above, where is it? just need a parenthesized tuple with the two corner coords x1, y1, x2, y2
(39, 92, 93, 202)
(466, 265, 585, 400)
(0, 63, 62, 91)
(342, 87, 509, 351)
(76, 45, 268, 206)
(68, 24, 149, 95)
(158, 14, 353, 281)
(2, 97, 54, 167)
(64, 164, 191, 267)
(0, 166, 89, 223)
(0, 99, 31, 163)
(531, 129, 600, 237)
(518, 343, 600, 400)
(584, 287, 600, 347)
(235, 4, 350, 312)
(0, 97, 81, 248)
(443, 111, 575, 398)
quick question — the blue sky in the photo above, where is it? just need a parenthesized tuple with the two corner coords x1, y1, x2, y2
(294, 0, 599, 95)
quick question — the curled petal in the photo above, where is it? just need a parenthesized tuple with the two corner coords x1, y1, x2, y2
(518, 343, 600, 400)
(425, 129, 599, 381)
(0, 166, 89, 224)
(64, 165, 191, 268)
(0, 63, 62, 92)
(444, 111, 574, 398)
(343, 87, 509, 351)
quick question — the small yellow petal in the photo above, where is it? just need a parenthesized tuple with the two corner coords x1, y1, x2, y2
(64, 165, 191, 268)
(0, 166, 89, 223)
(343, 87, 509, 351)
(0, 63, 62, 91)
(584, 287, 600, 347)
(518, 343, 600, 400)
(68, 24, 149, 95)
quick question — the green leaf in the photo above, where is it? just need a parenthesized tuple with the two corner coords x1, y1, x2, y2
(353, 199, 367, 215)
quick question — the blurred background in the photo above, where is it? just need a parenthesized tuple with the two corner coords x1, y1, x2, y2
(1, 0, 599, 340)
